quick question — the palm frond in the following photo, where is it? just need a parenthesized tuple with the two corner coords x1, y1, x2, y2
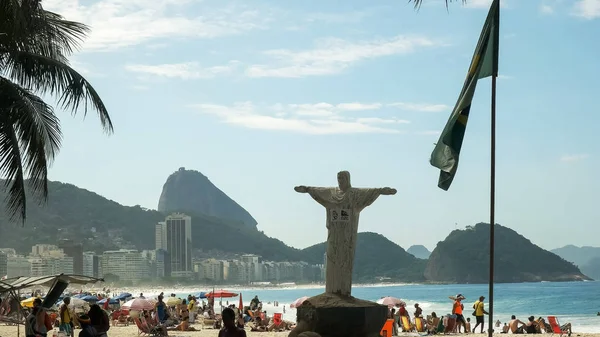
(2, 49, 113, 133)
(409, 0, 467, 9)
(0, 75, 63, 223)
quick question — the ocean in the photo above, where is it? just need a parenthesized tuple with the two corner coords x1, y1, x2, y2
(168, 281, 600, 332)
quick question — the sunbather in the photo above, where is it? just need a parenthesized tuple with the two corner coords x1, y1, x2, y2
(508, 315, 526, 333)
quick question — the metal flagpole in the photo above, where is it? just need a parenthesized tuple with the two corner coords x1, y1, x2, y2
(488, 1, 500, 336)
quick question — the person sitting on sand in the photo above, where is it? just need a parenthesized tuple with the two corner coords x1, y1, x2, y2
(525, 316, 539, 334)
(219, 308, 246, 337)
(250, 317, 269, 332)
(508, 315, 526, 333)
(427, 312, 440, 334)
(501, 323, 509, 333)
(466, 317, 472, 332)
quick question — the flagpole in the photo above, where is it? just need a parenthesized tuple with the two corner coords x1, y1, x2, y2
(488, 1, 500, 336)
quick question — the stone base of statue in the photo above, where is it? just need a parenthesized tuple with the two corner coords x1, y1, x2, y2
(288, 293, 388, 337)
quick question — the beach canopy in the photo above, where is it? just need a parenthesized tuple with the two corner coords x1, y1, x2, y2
(377, 297, 406, 308)
(0, 274, 103, 294)
(121, 298, 155, 311)
(196, 292, 207, 299)
(290, 296, 309, 308)
(206, 290, 238, 298)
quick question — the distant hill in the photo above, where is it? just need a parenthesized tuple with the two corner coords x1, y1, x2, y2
(302, 232, 427, 283)
(158, 168, 257, 228)
(425, 223, 591, 283)
(551, 245, 600, 280)
(0, 181, 301, 261)
(407, 245, 431, 259)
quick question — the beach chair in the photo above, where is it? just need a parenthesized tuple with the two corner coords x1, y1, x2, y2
(380, 319, 394, 337)
(547, 316, 570, 337)
(133, 317, 164, 336)
(401, 316, 414, 332)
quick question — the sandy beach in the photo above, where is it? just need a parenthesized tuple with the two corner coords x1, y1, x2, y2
(0, 325, 597, 337)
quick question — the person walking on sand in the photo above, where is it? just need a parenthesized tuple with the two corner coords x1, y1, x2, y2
(472, 296, 489, 333)
(452, 294, 467, 333)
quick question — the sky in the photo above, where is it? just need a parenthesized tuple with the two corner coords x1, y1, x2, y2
(41, 0, 600, 252)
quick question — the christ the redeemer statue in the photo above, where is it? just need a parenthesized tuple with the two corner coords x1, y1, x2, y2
(295, 170, 396, 297)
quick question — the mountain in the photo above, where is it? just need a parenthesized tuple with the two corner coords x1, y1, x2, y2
(425, 223, 591, 283)
(301, 232, 427, 283)
(157, 168, 257, 228)
(0, 181, 301, 261)
(551, 245, 600, 280)
(407, 245, 431, 259)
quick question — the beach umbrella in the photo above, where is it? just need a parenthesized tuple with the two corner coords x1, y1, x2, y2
(166, 297, 181, 306)
(206, 290, 238, 298)
(98, 298, 119, 305)
(121, 298, 155, 311)
(116, 293, 132, 299)
(377, 297, 406, 308)
(196, 292, 207, 299)
(81, 295, 99, 303)
(290, 296, 309, 308)
(20, 297, 41, 308)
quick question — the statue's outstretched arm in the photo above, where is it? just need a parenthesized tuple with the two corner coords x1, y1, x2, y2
(295, 186, 331, 208)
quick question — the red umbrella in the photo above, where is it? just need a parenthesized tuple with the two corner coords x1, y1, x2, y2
(206, 290, 238, 298)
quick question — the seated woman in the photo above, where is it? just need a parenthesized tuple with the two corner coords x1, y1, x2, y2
(427, 312, 440, 334)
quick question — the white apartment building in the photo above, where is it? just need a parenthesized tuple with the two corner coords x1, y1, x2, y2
(30, 256, 74, 276)
(199, 259, 223, 281)
(7, 255, 30, 278)
(31, 244, 59, 256)
(83, 252, 101, 278)
(101, 250, 150, 283)
(155, 221, 166, 251)
(241, 254, 262, 282)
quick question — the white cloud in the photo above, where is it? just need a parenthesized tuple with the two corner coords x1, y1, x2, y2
(42, 0, 268, 51)
(124, 61, 240, 79)
(388, 102, 450, 112)
(572, 0, 600, 19)
(188, 102, 411, 134)
(560, 154, 590, 162)
(540, 4, 555, 14)
(245, 35, 439, 78)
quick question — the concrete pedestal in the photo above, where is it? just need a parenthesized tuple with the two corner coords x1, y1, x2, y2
(288, 293, 388, 337)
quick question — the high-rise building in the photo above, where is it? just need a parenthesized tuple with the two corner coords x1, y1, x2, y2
(0, 252, 7, 278)
(83, 252, 100, 278)
(155, 221, 166, 250)
(155, 249, 170, 278)
(164, 213, 193, 277)
(31, 244, 58, 256)
(58, 240, 83, 274)
(7, 255, 30, 278)
(241, 254, 262, 282)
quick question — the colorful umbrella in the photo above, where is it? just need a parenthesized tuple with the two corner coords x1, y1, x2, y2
(166, 297, 181, 306)
(20, 297, 41, 308)
(206, 290, 238, 298)
(290, 296, 309, 308)
(121, 298, 155, 311)
(376, 297, 406, 308)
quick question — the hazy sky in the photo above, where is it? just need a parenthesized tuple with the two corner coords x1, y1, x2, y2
(43, 0, 599, 252)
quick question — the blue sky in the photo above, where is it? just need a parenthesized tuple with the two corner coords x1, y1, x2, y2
(43, 0, 600, 251)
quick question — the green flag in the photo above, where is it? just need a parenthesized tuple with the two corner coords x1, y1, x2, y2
(430, 0, 500, 191)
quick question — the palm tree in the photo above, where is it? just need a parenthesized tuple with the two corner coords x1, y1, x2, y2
(0, 0, 112, 223)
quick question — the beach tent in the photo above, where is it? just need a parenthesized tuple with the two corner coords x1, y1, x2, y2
(0, 275, 103, 294)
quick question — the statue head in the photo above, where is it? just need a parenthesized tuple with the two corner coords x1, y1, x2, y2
(337, 171, 351, 191)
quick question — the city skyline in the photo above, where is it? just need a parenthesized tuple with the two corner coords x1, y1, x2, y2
(40, 0, 600, 252)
